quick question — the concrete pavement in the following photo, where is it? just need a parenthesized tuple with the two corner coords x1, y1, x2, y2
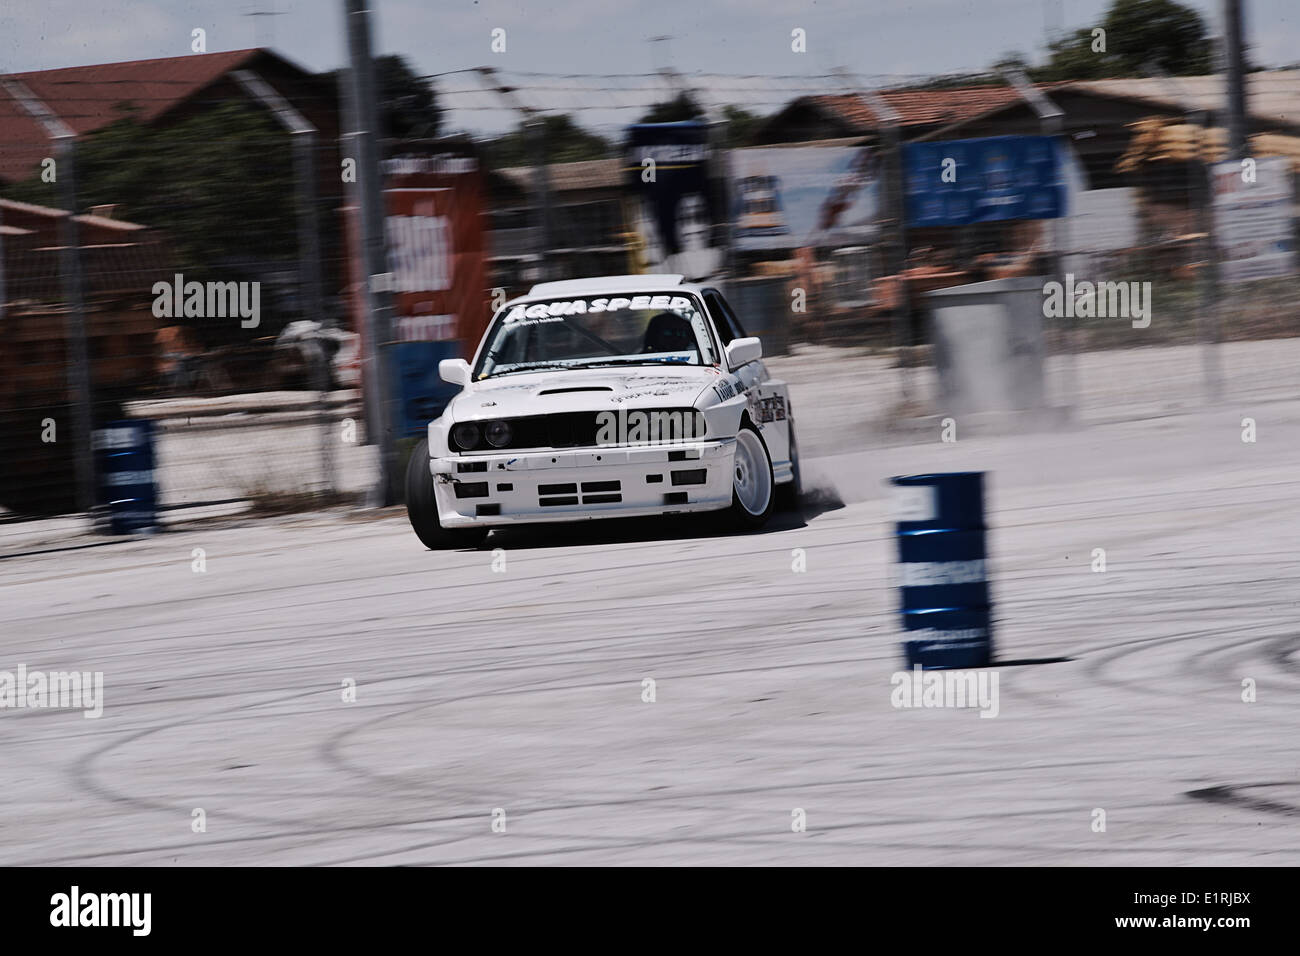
(1, 400, 1297, 864)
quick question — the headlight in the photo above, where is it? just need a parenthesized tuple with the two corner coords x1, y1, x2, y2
(452, 422, 481, 450)
(485, 420, 513, 448)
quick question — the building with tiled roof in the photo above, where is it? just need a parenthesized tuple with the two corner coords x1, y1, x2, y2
(0, 49, 336, 184)
(753, 72, 1300, 191)
(753, 85, 1024, 144)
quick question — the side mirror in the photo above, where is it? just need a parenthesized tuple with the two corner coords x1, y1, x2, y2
(439, 358, 472, 387)
(724, 336, 763, 369)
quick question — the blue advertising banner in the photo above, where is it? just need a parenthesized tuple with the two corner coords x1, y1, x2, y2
(903, 135, 1065, 227)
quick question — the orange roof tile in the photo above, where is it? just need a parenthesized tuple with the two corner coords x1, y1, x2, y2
(808, 86, 1025, 132)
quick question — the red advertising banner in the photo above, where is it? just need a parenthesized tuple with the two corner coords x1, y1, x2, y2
(344, 155, 489, 351)
(381, 155, 489, 353)
(343, 153, 490, 436)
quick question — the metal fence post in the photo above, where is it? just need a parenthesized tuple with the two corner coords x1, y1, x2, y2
(58, 136, 97, 519)
(2, 77, 97, 519)
(832, 70, 910, 400)
(296, 129, 336, 492)
(1148, 67, 1225, 403)
(1193, 107, 1224, 402)
(852, 79, 913, 408)
(231, 69, 336, 493)
(1003, 69, 1075, 418)
(530, 117, 552, 283)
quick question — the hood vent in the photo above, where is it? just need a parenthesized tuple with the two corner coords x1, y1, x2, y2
(537, 386, 614, 395)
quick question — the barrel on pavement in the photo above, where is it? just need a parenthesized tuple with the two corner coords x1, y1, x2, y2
(95, 420, 158, 534)
(890, 471, 994, 668)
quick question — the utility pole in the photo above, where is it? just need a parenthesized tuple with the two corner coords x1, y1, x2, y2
(1223, 0, 1249, 160)
(343, 0, 401, 505)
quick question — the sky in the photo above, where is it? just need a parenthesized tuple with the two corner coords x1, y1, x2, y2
(1, 0, 1294, 135)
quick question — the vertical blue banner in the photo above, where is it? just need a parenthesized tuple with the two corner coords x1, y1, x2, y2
(393, 341, 461, 438)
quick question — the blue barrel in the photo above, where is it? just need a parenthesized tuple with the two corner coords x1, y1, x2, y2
(95, 420, 157, 534)
(890, 472, 993, 669)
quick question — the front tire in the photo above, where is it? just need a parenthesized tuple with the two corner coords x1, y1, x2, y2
(725, 422, 775, 530)
(405, 438, 488, 550)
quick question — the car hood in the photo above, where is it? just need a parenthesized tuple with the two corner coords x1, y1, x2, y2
(447, 366, 718, 421)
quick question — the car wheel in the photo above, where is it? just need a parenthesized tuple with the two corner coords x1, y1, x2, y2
(725, 421, 775, 530)
(776, 421, 802, 511)
(405, 438, 488, 550)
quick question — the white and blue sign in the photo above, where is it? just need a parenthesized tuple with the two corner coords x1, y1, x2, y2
(903, 135, 1065, 227)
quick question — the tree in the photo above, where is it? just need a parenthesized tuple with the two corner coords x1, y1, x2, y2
(637, 91, 704, 124)
(1033, 0, 1213, 80)
(323, 54, 440, 143)
(1038, 28, 1116, 80)
(3, 102, 294, 275)
(2, 102, 302, 345)
(480, 114, 612, 169)
(991, 52, 1033, 75)
(720, 105, 761, 148)
(373, 54, 441, 140)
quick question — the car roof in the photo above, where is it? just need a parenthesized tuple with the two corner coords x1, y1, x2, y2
(525, 274, 697, 299)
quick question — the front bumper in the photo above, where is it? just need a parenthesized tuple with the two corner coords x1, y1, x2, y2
(432, 439, 736, 526)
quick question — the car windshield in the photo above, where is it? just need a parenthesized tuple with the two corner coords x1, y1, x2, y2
(475, 292, 717, 378)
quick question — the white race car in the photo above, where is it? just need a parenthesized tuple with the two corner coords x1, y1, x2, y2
(406, 274, 800, 548)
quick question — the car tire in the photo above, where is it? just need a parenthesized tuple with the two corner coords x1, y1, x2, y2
(406, 438, 489, 550)
(725, 421, 775, 531)
(775, 420, 802, 511)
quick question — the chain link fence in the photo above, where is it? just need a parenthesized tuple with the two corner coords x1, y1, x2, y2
(1, 73, 369, 525)
(3, 61, 1297, 529)
(439, 66, 1299, 429)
